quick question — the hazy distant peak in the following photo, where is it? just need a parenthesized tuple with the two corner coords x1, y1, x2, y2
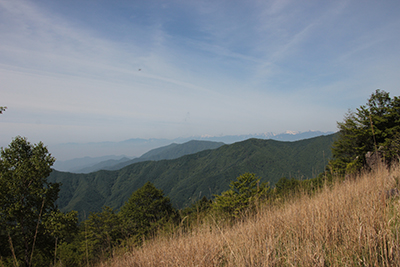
(50, 130, 334, 164)
(284, 130, 301, 135)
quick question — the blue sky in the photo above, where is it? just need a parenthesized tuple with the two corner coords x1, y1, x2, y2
(1, 0, 400, 149)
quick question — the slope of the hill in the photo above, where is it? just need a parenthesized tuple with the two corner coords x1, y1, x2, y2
(48, 134, 336, 220)
(141, 140, 225, 160)
(73, 140, 225, 173)
(103, 164, 400, 267)
(53, 155, 131, 172)
(75, 156, 132, 173)
(107, 140, 225, 171)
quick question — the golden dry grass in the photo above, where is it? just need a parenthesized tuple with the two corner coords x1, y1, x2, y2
(101, 164, 400, 266)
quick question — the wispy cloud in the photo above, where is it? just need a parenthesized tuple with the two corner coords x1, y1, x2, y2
(1, 0, 400, 154)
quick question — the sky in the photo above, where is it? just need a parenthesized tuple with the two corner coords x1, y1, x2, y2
(1, 0, 400, 152)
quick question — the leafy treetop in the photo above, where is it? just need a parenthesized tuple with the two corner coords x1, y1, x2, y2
(0, 136, 77, 267)
(119, 181, 176, 242)
(330, 89, 400, 174)
(213, 173, 270, 218)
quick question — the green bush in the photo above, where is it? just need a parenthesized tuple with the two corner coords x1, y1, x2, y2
(213, 173, 270, 218)
(119, 182, 178, 244)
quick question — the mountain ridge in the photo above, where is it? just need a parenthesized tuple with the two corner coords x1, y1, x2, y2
(52, 130, 333, 171)
(55, 140, 225, 173)
(48, 134, 336, 220)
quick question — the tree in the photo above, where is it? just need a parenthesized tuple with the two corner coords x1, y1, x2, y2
(274, 176, 301, 197)
(83, 206, 124, 263)
(56, 207, 125, 266)
(182, 196, 212, 216)
(330, 89, 400, 175)
(0, 106, 6, 114)
(0, 136, 60, 266)
(213, 173, 270, 218)
(43, 210, 78, 266)
(119, 182, 177, 243)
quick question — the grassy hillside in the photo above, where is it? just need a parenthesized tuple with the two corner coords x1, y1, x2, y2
(102, 163, 400, 266)
(49, 134, 336, 220)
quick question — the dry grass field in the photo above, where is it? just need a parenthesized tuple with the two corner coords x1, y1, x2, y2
(100, 164, 400, 266)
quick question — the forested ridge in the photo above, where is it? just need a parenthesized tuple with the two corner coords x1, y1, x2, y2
(48, 134, 335, 220)
(72, 140, 225, 173)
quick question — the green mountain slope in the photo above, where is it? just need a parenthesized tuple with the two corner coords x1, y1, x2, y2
(93, 140, 225, 172)
(140, 140, 225, 160)
(75, 157, 132, 173)
(48, 134, 336, 220)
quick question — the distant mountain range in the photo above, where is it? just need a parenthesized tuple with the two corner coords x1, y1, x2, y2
(52, 155, 132, 173)
(48, 134, 336, 221)
(196, 130, 334, 143)
(67, 140, 224, 173)
(52, 130, 334, 172)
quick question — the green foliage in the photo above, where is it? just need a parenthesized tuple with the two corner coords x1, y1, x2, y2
(54, 207, 124, 266)
(274, 176, 301, 197)
(119, 182, 177, 243)
(0, 106, 6, 114)
(43, 210, 78, 244)
(0, 136, 69, 266)
(380, 131, 400, 164)
(273, 167, 336, 202)
(181, 196, 212, 216)
(179, 196, 212, 230)
(55, 184, 179, 266)
(213, 173, 270, 218)
(43, 210, 78, 263)
(56, 241, 82, 267)
(82, 206, 124, 264)
(330, 90, 400, 175)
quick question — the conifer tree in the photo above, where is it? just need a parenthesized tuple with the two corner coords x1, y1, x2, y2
(213, 173, 269, 218)
(119, 182, 176, 243)
(330, 89, 400, 174)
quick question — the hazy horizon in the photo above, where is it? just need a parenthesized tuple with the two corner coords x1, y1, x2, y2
(50, 129, 333, 161)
